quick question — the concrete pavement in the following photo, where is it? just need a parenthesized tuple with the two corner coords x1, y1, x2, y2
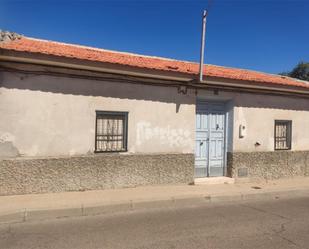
(0, 196, 308, 248)
(0, 177, 308, 224)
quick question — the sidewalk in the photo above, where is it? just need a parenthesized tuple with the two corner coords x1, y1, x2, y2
(0, 177, 308, 224)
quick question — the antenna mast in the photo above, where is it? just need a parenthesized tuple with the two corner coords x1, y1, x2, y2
(199, 10, 208, 83)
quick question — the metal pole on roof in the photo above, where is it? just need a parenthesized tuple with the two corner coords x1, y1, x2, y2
(199, 10, 208, 83)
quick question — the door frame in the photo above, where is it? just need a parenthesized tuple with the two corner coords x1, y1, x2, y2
(195, 100, 229, 177)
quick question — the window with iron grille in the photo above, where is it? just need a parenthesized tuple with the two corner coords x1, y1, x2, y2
(274, 120, 292, 150)
(95, 111, 128, 152)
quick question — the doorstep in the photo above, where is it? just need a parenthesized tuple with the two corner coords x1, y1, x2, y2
(194, 176, 235, 185)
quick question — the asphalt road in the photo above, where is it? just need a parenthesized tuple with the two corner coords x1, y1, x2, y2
(0, 196, 308, 249)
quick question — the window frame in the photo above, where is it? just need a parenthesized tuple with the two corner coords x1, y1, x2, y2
(95, 111, 128, 153)
(274, 120, 292, 151)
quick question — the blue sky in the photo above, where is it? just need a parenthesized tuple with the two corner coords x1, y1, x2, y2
(1, 0, 308, 74)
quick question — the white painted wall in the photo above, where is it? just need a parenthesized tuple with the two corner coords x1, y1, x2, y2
(0, 71, 195, 157)
(198, 89, 309, 152)
(233, 93, 309, 152)
(1, 67, 309, 158)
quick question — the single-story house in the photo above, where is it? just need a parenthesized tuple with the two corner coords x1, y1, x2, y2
(0, 31, 308, 195)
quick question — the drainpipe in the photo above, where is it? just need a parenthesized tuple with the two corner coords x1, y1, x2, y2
(199, 10, 208, 83)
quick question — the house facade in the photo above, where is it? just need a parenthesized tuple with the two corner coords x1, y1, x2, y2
(0, 32, 309, 195)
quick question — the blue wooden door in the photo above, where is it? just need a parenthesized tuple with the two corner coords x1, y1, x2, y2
(195, 101, 226, 177)
(195, 110, 209, 177)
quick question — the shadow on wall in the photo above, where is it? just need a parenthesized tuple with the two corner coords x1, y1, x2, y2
(232, 91, 309, 112)
(0, 69, 195, 106)
(2, 66, 309, 111)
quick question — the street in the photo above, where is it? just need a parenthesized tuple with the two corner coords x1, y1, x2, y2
(0, 196, 308, 249)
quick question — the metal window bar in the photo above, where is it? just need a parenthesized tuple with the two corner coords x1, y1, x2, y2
(95, 111, 128, 152)
(275, 120, 292, 150)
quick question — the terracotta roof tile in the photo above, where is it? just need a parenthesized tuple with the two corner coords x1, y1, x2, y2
(1, 36, 308, 90)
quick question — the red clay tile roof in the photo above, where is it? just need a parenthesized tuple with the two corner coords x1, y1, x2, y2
(1, 36, 308, 90)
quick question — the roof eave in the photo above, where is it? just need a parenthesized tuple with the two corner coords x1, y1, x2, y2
(1, 49, 309, 97)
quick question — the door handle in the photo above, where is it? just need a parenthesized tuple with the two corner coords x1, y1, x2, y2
(200, 139, 209, 146)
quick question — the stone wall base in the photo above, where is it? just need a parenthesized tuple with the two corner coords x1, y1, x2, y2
(0, 153, 194, 196)
(227, 151, 309, 180)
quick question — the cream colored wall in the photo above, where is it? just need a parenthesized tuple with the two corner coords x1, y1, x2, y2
(2, 67, 309, 158)
(198, 89, 309, 152)
(0, 71, 195, 157)
(233, 93, 309, 152)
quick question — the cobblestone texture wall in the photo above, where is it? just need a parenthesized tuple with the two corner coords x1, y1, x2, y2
(0, 153, 194, 196)
(227, 151, 309, 180)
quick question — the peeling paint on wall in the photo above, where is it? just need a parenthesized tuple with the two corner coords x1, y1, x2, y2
(0, 132, 19, 157)
(0, 132, 15, 143)
(0, 141, 19, 157)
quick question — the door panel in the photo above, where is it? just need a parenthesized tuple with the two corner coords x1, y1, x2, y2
(195, 111, 209, 177)
(209, 111, 225, 176)
(195, 101, 226, 178)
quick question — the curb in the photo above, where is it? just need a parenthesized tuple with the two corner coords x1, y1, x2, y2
(0, 188, 308, 225)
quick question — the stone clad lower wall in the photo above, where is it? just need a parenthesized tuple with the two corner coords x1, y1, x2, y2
(227, 151, 309, 180)
(0, 153, 194, 196)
